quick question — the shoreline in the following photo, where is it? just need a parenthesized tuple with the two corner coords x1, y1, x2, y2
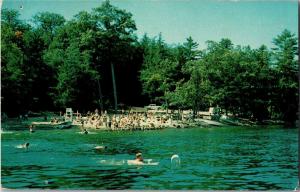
(1, 112, 287, 131)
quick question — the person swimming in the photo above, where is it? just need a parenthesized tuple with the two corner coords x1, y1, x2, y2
(29, 125, 35, 133)
(17, 142, 29, 149)
(127, 153, 145, 165)
(126, 153, 159, 166)
(23, 142, 30, 148)
(83, 129, 88, 134)
(135, 152, 144, 163)
(94, 145, 107, 150)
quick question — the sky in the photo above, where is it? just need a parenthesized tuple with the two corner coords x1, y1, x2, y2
(2, 0, 298, 49)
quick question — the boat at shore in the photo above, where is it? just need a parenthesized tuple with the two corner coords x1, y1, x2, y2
(31, 121, 72, 129)
(56, 122, 72, 129)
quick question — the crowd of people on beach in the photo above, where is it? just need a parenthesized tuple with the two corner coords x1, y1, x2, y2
(77, 110, 177, 130)
(27, 107, 213, 132)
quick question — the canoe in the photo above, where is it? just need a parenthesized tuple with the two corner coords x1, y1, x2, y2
(56, 122, 72, 129)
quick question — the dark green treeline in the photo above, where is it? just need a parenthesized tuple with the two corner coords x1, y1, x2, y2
(1, 1, 298, 125)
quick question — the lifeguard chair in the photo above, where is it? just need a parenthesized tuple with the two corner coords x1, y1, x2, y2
(65, 108, 73, 122)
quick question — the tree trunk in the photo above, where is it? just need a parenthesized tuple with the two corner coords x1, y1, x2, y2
(96, 78, 104, 114)
(164, 90, 169, 114)
(111, 62, 118, 113)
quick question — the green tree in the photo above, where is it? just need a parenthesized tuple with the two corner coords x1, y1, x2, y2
(43, 12, 99, 110)
(1, 9, 30, 115)
(140, 34, 176, 104)
(92, 0, 137, 112)
(33, 12, 65, 45)
(167, 59, 210, 115)
(272, 29, 298, 126)
(182, 36, 201, 61)
(54, 44, 99, 108)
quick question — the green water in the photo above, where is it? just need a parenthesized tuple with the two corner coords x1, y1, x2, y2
(1, 126, 298, 190)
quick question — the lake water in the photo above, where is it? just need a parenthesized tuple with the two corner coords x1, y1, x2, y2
(1, 126, 298, 190)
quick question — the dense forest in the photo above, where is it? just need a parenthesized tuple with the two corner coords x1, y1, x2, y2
(1, 1, 298, 125)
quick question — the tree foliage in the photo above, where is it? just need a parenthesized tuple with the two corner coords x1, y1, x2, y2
(1, 4, 298, 126)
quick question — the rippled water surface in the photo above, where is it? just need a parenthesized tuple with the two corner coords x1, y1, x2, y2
(1, 126, 298, 190)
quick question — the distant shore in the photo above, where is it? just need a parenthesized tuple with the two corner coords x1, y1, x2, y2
(1, 109, 286, 131)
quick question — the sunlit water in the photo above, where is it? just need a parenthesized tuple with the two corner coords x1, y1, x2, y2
(1, 126, 298, 190)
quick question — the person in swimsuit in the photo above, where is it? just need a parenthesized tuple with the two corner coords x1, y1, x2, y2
(83, 129, 88, 134)
(22, 142, 30, 148)
(29, 125, 35, 133)
(135, 153, 144, 163)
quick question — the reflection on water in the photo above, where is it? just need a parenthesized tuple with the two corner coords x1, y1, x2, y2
(1, 126, 298, 190)
(2, 165, 147, 189)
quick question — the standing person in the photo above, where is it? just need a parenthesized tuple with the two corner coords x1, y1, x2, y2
(103, 115, 107, 128)
(24, 113, 28, 121)
(29, 125, 35, 133)
(107, 115, 111, 128)
(81, 119, 84, 128)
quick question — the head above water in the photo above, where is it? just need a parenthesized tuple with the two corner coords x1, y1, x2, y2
(136, 153, 142, 158)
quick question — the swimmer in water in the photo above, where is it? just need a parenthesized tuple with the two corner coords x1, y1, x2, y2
(83, 129, 88, 134)
(19, 142, 29, 149)
(127, 153, 159, 165)
(94, 145, 107, 150)
(127, 152, 144, 165)
(135, 152, 144, 163)
(29, 125, 35, 133)
(24, 142, 30, 148)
